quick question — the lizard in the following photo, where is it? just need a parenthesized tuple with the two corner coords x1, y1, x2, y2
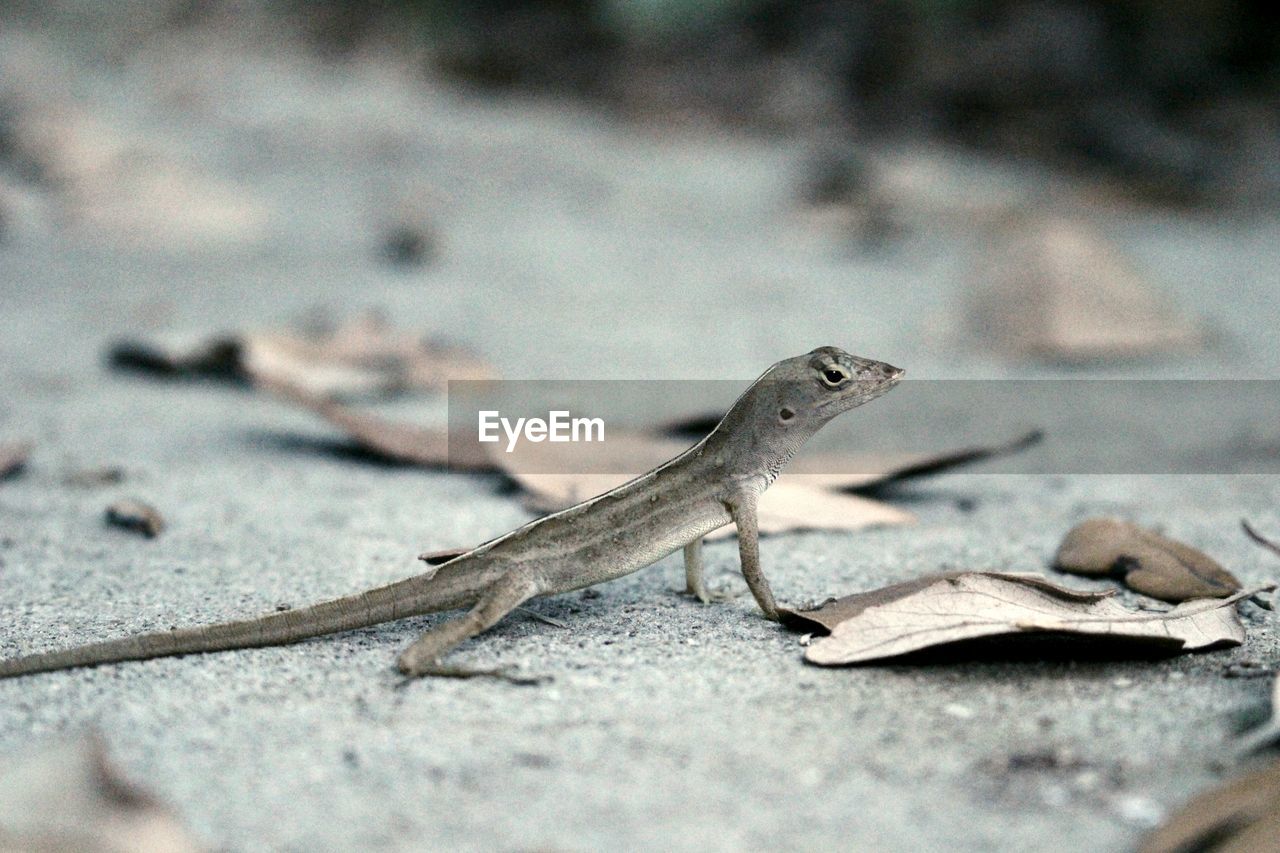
(0, 347, 903, 680)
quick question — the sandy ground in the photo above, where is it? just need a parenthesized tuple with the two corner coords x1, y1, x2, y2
(1, 23, 1279, 852)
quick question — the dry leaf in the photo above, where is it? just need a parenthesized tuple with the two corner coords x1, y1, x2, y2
(718, 482, 914, 538)
(108, 333, 242, 380)
(792, 572, 1263, 666)
(781, 572, 971, 633)
(967, 217, 1202, 362)
(1243, 519, 1280, 562)
(1140, 756, 1280, 853)
(259, 379, 492, 471)
(1055, 518, 1241, 602)
(266, 381, 1036, 537)
(0, 733, 203, 853)
(497, 436, 916, 535)
(105, 499, 165, 539)
(0, 441, 31, 482)
(498, 427, 1038, 520)
(1238, 676, 1280, 755)
(109, 312, 491, 400)
(418, 547, 473, 565)
(493, 431, 690, 510)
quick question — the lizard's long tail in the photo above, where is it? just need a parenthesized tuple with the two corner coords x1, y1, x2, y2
(0, 561, 489, 679)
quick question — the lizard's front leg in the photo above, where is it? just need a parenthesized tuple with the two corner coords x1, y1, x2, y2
(396, 569, 542, 678)
(727, 495, 779, 621)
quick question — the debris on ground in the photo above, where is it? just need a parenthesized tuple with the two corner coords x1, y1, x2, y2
(105, 498, 165, 539)
(1054, 518, 1240, 602)
(781, 571, 1264, 666)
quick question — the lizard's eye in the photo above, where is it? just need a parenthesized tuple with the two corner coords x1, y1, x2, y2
(820, 367, 849, 387)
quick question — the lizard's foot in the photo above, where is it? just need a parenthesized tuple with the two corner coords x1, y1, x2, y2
(681, 583, 736, 605)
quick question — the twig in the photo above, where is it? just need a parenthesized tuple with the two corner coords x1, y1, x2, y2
(517, 607, 569, 629)
(1244, 519, 1280, 560)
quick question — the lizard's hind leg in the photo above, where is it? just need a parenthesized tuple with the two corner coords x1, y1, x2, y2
(684, 538, 710, 602)
(396, 569, 542, 678)
(683, 538, 734, 604)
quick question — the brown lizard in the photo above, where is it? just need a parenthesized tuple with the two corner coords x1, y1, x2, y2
(0, 347, 902, 680)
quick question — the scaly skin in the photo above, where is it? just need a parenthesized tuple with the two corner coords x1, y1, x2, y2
(0, 347, 902, 680)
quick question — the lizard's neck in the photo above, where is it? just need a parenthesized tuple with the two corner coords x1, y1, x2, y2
(701, 400, 824, 492)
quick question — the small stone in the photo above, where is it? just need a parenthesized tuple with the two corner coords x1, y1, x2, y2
(104, 498, 165, 539)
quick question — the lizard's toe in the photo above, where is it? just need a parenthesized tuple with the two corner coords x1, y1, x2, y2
(683, 586, 735, 604)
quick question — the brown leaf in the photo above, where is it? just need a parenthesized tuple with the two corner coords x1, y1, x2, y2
(105, 499, 165, 539)
(1140, 757, 1280, 853)
(0, 441, 32, 482)
(1244, 519, 1280, 562)
(0, 733, 204, 853)
(795, 572, 1264, 666)
(1054, 518, 1241, 602)
(109, 312, 492, 400)
(497, 427, 1037, 532)
(967, 217, 1202, 362)
(259, 379, 492, 471)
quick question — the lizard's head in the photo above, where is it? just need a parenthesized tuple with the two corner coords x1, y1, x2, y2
(708, 347, 903, 477)
(772, 346, 904, 425)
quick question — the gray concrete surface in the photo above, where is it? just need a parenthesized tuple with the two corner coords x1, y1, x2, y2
(1, 23, 1279, 852)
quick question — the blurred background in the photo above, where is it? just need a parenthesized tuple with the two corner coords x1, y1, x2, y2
(5, 0, 1278, 197)
(2, 7, 1280, 851)
(0, 0, 1277, 380)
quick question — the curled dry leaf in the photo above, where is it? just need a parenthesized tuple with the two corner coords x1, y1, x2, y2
(1054, 518, 1240, 602)
(1238, 676, 1280, 755)
(259, 378, 492, 471)
(105, 498, 165, 539)
(0, 733, 203, 853)
(0, 441, 32, 481)
(497, 436, 915, 536)
(497, 426, 1038, 534)
(109, 312, 492, 400)
(266, 378, 1037, 537)
(967, 216, 1202, 362)
(788, 572, 1264, 666)
(1140, 756, 1280, 853)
